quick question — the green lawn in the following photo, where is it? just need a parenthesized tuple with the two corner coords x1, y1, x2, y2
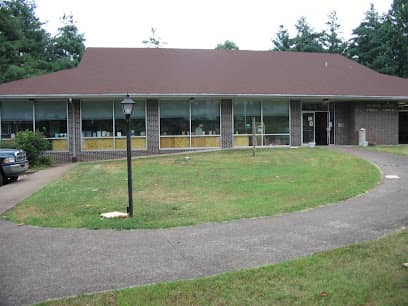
(36, 229, 408, 306)
(3, 148, 380, 229)
(367, 144, 408, 156)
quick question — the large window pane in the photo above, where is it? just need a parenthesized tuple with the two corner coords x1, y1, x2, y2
(82, 101, 113, 150)
(160, 102, 189, 136)
(1, 101, 33, 139)
(233, 100, 290, 147)
(114, 101, 146, 137)
(233, 101, 261, 134)
(36, 101, 68, 151)
(82, 101, 113, 137)
(191, 101, 220, 135)
(263, 101, 289, 134)
(36, 101, 67, 137)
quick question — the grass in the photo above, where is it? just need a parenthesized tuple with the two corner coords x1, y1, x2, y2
(3, 148, 380, 230)
(366, 144, 408, 156)
(36, 229, 408, 306)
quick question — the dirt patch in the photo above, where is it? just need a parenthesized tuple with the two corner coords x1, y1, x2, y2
(13, 206, 42, 221)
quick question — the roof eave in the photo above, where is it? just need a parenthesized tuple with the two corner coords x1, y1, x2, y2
(0, 93, 408, 101)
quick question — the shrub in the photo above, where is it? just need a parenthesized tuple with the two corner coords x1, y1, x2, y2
(38, 155, 54, 166)
(15, 130, 50, 165)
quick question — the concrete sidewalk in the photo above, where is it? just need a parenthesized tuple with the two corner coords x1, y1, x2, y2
(0, 148, 407, 306)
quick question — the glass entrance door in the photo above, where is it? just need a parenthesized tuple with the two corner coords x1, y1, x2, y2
(302, 112, 315, 144)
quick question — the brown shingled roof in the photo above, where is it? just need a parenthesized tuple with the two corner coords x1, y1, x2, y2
(0, 47, 408, 98)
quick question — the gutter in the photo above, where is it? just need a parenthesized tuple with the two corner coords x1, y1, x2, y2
(0, 93, 408, 101)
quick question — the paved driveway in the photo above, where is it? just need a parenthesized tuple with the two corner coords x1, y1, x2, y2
(0, 148, 407, 306)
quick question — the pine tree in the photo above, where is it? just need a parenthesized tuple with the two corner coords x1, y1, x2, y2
(272, 25, 292, 51)
(291, 17, 324, 52)
(347, 4, 397, 75)
(0, 0, 50, 83)
(388, 0, 408, 77)
(322, 11, 345, 54)
(48, 14, 85, 71)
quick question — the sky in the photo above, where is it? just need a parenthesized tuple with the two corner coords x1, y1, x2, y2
(35, 0, 393, 51)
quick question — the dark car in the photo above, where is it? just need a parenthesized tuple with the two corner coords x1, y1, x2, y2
(0, 149, 29, 186)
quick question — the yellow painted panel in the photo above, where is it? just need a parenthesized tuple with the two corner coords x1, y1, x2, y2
(191, 136, 220, 147)
(115, 138, 146, 149)
(83, 138, 114, 150)
(234, 136, 249, 146)
(160, 137, 189, 148)
(51, 139, 68, 151)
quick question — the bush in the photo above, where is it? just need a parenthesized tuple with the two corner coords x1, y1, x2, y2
(0, 140, 17, 149)
(15, 130, 49, 165)
(38, 155, 54, 166)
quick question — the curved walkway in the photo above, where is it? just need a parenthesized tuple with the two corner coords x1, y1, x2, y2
(0, 148, 407, 306)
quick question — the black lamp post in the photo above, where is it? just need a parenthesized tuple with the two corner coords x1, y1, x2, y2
(121, 94, 136, 217)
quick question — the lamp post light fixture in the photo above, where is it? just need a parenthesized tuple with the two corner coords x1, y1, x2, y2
(121, 94, 136, 217)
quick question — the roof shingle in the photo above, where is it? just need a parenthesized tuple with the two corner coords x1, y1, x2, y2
(0, 47, 407, 98)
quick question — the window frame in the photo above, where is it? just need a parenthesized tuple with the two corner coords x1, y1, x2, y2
(232, 99, 291, 147)
(159, 99, 221, 150)
(80, 99, 147, 152)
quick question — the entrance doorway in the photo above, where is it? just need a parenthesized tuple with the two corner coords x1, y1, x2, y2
(399, 112, 408, 144)
(302, 111, 329, 145)
(315, 112, 328, 145)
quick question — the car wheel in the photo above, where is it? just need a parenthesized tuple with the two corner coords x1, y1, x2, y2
(8, 176, 18, 183)
(0, 173, 4, 187)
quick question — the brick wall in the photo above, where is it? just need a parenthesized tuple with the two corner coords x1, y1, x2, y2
(221, 99, 233, 148)
(290, 100, 301, 146)
(68, 99, 81, 161)
(146, 99, 159, 154)
(334, 102, 355, 145)
(353, 102, 398, 145)
(77, 150, 148, 161)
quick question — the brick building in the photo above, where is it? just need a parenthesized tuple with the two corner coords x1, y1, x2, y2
(0, 48, 407, 162)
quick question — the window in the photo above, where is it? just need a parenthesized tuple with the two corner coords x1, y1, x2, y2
(233, 100, 290, 146)
(82, 101, 113, 137)
(159, 100, 221, 148)
(114, 101, 145, 137)
(160, 101, 190, 136)
(114, 101, 146, 150)
(233, 101, 261, 135)
(263, 101, 290, 146)
(191, 101, 220, 147)
(191, 101, 220, 135)
(1, 101, 33, 139)
(233, 101, 262, 146)
(35, 101, 68, 151)
(81, 100, 146, 151)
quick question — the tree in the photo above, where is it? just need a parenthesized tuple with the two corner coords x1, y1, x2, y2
(0, 0, 50, 83)
(346, 4, 396, 75)
(387, 0, 408, 77)
(272, 25, 292, 51)
(291, 17, 324, 52)
(215, 40, 239, 50)
(142, 27, 166, 48)
(48, 14, 85, 71)
(322, 11, 345, 54)
(0, 0, 85, 84)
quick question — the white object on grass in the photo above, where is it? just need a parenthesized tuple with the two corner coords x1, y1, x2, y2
(100, 211, 128, 219)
